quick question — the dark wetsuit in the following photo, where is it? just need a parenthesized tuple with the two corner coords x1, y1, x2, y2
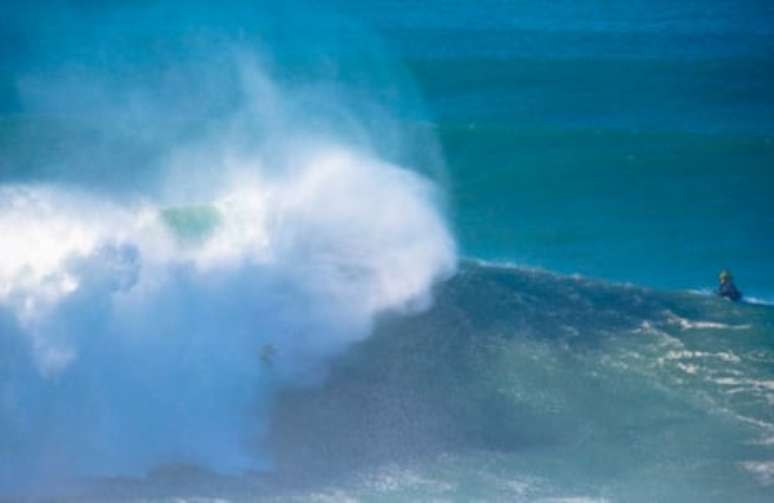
(717, 281, 742, 301)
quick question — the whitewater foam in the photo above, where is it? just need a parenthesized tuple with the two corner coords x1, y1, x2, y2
(740, 461, 774, 486)
(0, 20, 456, 484)
(663, 350, 742, 364)
(0, 141, 455, 484)
(663, 311, 751, 331)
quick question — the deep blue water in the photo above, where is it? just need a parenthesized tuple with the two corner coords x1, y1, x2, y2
(349, 0, 774, 298)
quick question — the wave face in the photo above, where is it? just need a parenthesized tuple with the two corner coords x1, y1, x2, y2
(0, 0, 455, 490)
(36, 262, 774, 502)
(252, 263, 774, 502)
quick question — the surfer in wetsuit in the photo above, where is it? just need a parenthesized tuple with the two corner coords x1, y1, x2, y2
(260, 343, 276, 366)
(717, 270, 742, 302)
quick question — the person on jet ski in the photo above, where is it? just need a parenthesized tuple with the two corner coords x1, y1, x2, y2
(717, 270, 742, 302)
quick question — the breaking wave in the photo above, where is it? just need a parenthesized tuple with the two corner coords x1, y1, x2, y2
(0, 0, 455, 489)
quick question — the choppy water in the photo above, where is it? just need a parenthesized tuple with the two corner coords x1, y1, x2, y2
(1, 1, 773, 501)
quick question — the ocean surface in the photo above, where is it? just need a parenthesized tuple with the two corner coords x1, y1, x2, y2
(1, 1, 773, 502)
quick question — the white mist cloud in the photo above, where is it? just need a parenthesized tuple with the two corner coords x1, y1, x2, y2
(0, 2, 455, 488)
(0, 72, 455, 487)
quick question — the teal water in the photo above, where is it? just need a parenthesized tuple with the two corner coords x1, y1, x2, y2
(443, 127, 774, 295)
(4, 1, 773, 296)
(39, 262, 774, 502)
(392, 27, 774, 299)
(268, 262, 774, 502)
(1, 1, 774, 501)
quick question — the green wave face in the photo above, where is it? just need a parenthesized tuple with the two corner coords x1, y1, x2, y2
(267, 262, 774, 502)
(31, 262, 774, 501)
(160, 205, 223, 244)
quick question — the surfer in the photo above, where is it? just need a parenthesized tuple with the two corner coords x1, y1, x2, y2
(260, 343, 276, 366)
(716, 270, 742, 302)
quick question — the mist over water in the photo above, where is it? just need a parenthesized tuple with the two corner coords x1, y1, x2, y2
(2, 2, 774, 502)
(0, 0, 455, 489)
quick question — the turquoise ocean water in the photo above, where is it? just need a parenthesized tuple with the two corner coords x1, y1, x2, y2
(365, 1, 774, 297)
(1, 1, 773, 501)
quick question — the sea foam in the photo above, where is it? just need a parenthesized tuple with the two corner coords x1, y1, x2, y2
(0, 143, 455, 484)
(0, 28, 455, 486)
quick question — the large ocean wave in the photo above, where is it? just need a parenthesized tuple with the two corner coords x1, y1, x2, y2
(247, 262, 774, 502)
(0, 149, 455, 485)
(0, 0, 455, 490)
(28, 261, 774, 502)
(2, 1, 773, 501)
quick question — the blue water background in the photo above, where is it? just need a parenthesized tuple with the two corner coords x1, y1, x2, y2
(1, 0, 773, 295)
(337, 0, 774, 298)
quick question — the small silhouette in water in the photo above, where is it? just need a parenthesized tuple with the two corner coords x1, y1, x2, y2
(259, 343, 276, 366)
(716, 270, 742, 302)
